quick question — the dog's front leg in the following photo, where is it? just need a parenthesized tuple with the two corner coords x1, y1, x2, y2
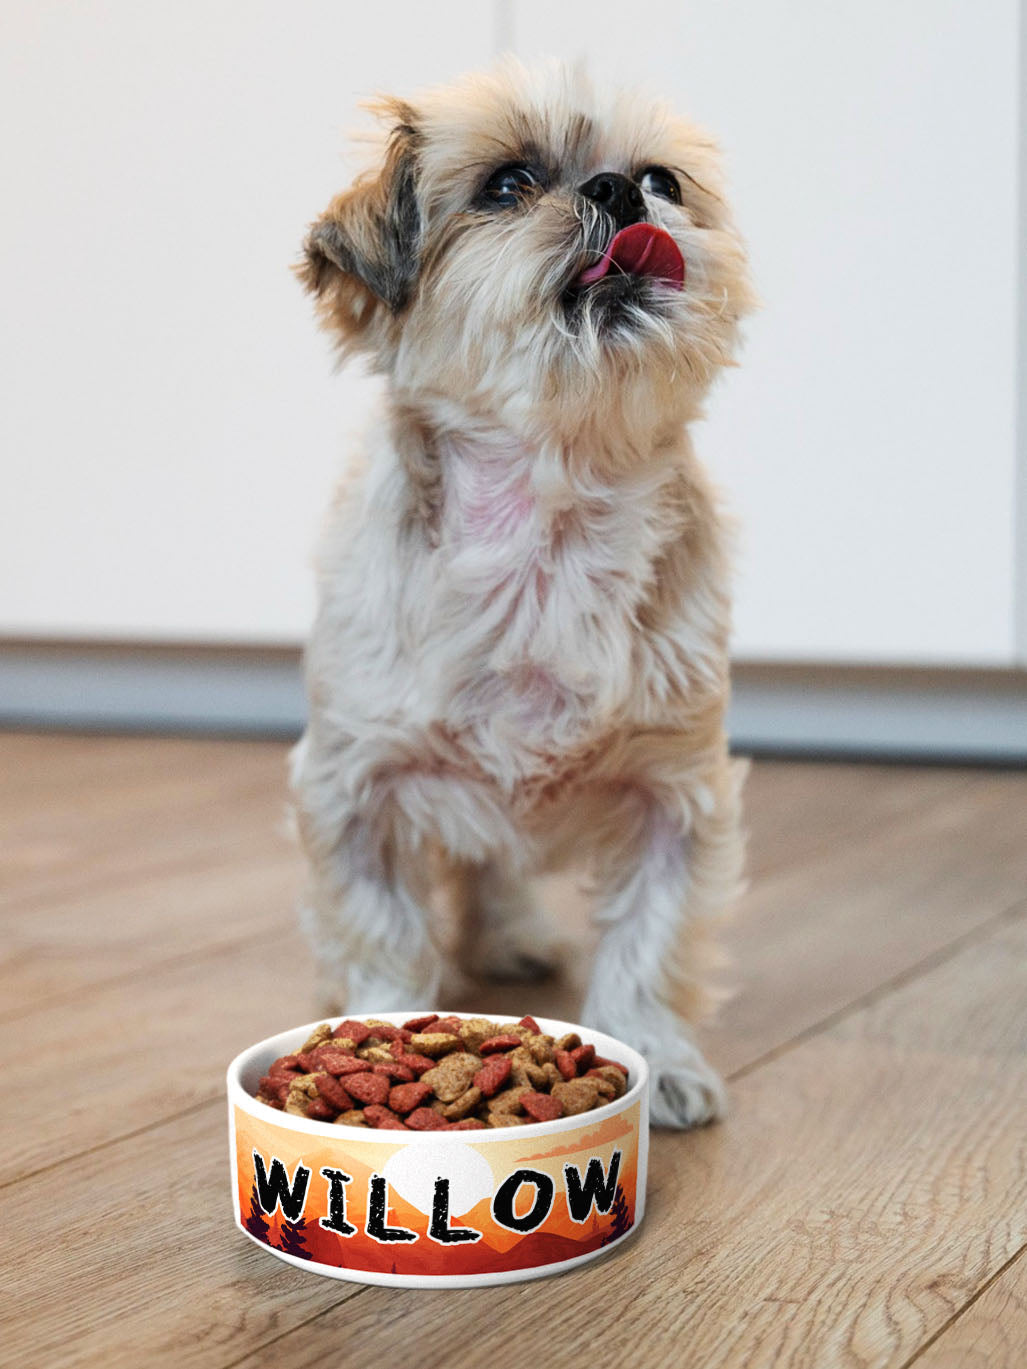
(582, 776, 743, 1128)
(298, 816, 444, 1015)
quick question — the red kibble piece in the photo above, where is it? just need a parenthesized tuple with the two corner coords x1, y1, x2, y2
(520, 1091, 564, 1122)
(306, 1097, 336, 1121)
(405, 1107, 450, 1131)
(432, 1016, 465, 1035)
(479, 1034, 522, 1054)
(518, 1015, 543, 1035)
(372, 1062, 415, 1082)
(593, 1055, 629, 1077)
(312, 1049, 367, 1077)
(314, 1074, 354, 1111)
(295, 1053, 318, 1072)
(554, 1050, 577, 1081)
(363, 1104, 408, 1130)
(332, 1020, 372, 1045)
(389, 1081, 433, 1115)
(394, 1052, 437, 1077)
(271, 1054, 303, 1073)
(365, 1023, 412, 1044)
(473, 1055, 513, 1098)
(446, 1118, 487, 1130)
(344, 1072, 390, 1106)
(258, 1075, 291, 1105)
(402, 1013, 440, 1032)
(569, 1044, 595, 1073)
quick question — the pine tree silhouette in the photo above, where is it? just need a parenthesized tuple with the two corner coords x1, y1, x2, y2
(243, 1183, 271, 1243)
(277, 1216, 313, 1260)
(600, 1184, 632, 1246)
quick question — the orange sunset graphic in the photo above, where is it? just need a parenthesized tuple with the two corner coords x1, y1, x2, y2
(232, 1103, 641, 1277)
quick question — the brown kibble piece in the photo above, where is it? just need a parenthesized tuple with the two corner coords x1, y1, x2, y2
(284, 1074, 319, 1116)
(333, 1109, 367, 1127)
(408, 1032, 463, 1057)
(588, 1065, 628, 1098)
(555, 1032, 581, 1051)
(358, 1044, 397, 1064)
(299, 1023, 334, 1054)
(458, 1017, 500, 1051)
(487, 1086, 526, 1117)
(447, 1118, 487, 1130)
(524, 1034, 555, 1065)
(552, 1077, 602, 1115)
(421, 1053, 480, 1102)
(437, 1086, 482, 1120)
(593, 1055, 630, 1078)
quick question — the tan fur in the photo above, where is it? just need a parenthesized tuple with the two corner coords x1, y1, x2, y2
(290, 58, 754, 1127)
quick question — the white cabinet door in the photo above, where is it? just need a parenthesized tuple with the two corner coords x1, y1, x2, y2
(509, 0, 1022, 665)
(0, 1, 494, 643)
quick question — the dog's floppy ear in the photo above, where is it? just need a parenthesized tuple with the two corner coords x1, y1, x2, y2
(297, 103, 422, 345)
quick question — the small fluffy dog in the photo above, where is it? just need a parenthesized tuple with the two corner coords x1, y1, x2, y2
(290, 59, 754, 1127)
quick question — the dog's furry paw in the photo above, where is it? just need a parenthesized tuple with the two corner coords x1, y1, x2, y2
(649, 1055, 727, 1129)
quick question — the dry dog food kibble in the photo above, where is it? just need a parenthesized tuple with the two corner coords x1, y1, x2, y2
(255, 1015, 629, 1130)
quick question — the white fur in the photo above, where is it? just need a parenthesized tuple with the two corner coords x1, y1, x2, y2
(291, 59, 754, 1126)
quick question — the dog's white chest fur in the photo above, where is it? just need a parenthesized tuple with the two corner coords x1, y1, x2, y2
(422, 430, 673, 772)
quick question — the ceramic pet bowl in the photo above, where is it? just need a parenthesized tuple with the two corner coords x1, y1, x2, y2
(227, 1011, 649, 1287)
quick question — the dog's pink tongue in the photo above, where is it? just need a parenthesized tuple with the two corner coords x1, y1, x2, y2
(577, 223, 685, 288)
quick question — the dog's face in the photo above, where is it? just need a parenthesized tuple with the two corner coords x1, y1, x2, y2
(300, 60, 752, 435)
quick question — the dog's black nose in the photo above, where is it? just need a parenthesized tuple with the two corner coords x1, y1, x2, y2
(578, 172, 645, 229)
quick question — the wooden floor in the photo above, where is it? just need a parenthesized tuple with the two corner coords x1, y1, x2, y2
(1, 734, 1025, 1368)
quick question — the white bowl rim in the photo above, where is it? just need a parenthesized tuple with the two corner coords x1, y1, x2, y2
(227, 1010, 649, 1144)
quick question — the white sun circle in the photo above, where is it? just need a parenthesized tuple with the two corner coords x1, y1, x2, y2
(382, 1141, 495, 1217)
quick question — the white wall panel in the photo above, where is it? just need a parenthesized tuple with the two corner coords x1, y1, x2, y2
(1, 1, 1021, 666)
(0, 1, 493, 642)
(510, 0, 1021, 664)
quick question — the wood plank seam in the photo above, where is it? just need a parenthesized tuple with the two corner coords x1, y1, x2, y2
(898, 1243, 1027, 1369)
(747, 772, 978, 884)
(0, 1096, 218, 1198)
(729, 894, 1027, 1084)
(0, 923, 290, 1029)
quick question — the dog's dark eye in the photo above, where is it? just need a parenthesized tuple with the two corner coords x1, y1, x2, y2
(482, 164, 540, 209)
(639, 167, 681, 204)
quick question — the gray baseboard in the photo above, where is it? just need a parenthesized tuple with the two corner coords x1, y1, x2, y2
(1, 642, 1025, 762)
